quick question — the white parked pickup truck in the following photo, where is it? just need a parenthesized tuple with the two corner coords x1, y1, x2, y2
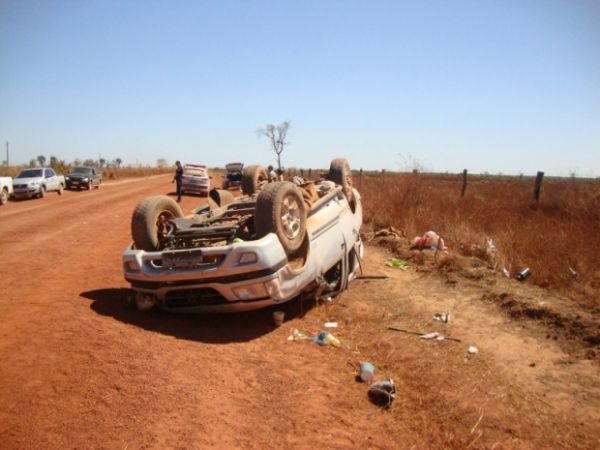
(0, 177, 13, 205)
(12, 168, 65, 199)
(123, 158, 363, 313)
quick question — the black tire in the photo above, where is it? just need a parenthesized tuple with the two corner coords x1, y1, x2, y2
(329, 158, 354, 203)
(209, 188, 235, 208)
(58, 184, 64, 195)
(39, 186, 46, 198)
(131, 196, 183, 251)
(255, 182, 306, 255)
(0, 188, 8, 205)
(242, 165, 268, 196)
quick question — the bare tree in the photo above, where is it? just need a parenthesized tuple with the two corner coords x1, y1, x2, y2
(257, 120, 291, 172)
(115, 158, 122, 168)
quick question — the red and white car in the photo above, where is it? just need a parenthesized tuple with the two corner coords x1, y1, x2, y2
(181, 164, 211, 197)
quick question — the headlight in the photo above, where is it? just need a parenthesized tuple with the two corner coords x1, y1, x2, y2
(65, 176, 70, 180)
(238, 252, 257, 264)
(233, 283, 268, 300)
(123, 260, 139, 273)
(82, 178, 88, 182)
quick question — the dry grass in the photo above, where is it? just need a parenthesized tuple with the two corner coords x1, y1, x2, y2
(357, 171, 600, 310)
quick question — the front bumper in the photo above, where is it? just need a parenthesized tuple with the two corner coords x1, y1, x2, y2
(13, 187, 39, 198)
(122, 233, 317, 313)
(66, 179, 91, 188)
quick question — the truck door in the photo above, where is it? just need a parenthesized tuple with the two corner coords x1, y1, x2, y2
(45, 169, 58, 190)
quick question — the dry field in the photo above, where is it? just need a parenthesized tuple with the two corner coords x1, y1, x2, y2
(357, 171, 600, 311)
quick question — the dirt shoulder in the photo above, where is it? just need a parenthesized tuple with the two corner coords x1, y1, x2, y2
(0, 178, 598, 449)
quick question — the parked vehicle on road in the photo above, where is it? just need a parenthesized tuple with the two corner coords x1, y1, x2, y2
(123, 158, 363, 313)
(12, 168, 65, 199)
(222, 162, 243, 189)
(65, 166, 102, 190)
(181, 164, 211, 197)
(0, 177, 13, 205)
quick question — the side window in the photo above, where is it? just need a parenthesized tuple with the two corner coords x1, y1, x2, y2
(46, 169, 56, 178)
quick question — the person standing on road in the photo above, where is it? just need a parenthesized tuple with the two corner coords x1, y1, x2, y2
(173, 160, 183, 202)
(268, 165, 277, 182)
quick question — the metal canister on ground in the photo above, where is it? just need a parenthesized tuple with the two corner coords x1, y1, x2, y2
(516, 267, 531, 281)
(359, 362, 375, 382)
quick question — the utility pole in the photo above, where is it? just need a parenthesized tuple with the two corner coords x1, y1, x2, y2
(5, 141, 8, 167)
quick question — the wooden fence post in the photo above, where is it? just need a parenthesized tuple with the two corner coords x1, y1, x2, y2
(300, 168, 304, 177)
(308, 168, 312, 179)
(533, 171, 544, 206)
(461, 169, 468, 197)
(382, 169, 385, 179)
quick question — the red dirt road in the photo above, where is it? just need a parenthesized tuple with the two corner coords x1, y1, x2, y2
(1, 175, 599, 449)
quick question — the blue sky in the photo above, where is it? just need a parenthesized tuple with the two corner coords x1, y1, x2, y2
(1, 0, 599, 176)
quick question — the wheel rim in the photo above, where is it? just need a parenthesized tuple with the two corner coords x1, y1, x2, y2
(280, 194, 301, 239)
(155, 211, 175, 245)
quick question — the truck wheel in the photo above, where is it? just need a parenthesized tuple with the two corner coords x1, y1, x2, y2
(209, 188, 235, 207)
(131, 196, 183, 251)
(39, 186, 46, 198)
(329, 158, 353, 203)
(242, 165, 268, 196)
(0, 188, 8, 205)
(58, 184, 64, 195)
(255, 181, 306, 255)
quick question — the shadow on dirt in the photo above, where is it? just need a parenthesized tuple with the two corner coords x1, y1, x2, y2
(81, 288, 313, 344)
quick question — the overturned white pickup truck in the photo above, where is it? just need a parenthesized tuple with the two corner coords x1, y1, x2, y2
(122, 158, 363, 313)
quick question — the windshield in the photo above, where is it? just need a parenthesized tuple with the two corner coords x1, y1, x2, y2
(71, 167, 92, 175)
(16, 169, 43, 178)
(184, 168, 207, 177)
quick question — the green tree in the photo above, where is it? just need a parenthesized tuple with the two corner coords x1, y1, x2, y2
(115, 158, 122, 168)
(37, 155, 46, 166)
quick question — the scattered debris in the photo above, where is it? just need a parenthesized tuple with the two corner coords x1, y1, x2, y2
(412, 231, 447, 251)
(516, 267, 532, 281)
(373, 227, 403, 239)
(433, 311, 451, 323)
(420, 331, 445, 341)
(324, 321, 338, 328)
(502, 268, 511, 278)
(568, 267, 578, 278)
(314, 331, 341, 347)
(388, 326, 462, 342)
(287, 329, 312, 341)
(468, 345, 479, 355)
(368, 379, 396, 408)
(273, 311, 285, 326)
(359, 362, 375, 382)
(385, 258, 410, 270)
(486, 238, 497, 252)
(356, 275, 389, 280)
